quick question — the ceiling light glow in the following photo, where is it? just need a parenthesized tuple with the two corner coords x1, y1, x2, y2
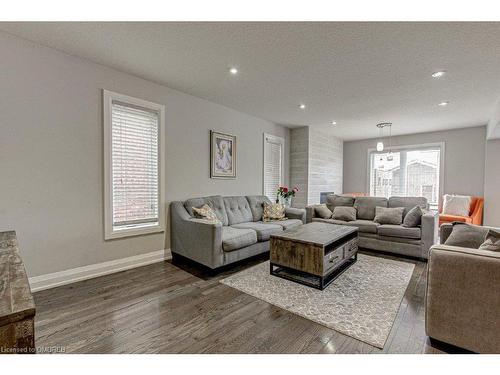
(432, 71, 446, 78)
(229, 67, 238, 75)
(299, 104, 306, 109)
(438, 101, 449, 106)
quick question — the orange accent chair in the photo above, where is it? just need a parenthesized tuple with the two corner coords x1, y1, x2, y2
(439, 196, 484, 226)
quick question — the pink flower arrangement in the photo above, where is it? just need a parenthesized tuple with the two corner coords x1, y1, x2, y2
(276, 186, 299, 203)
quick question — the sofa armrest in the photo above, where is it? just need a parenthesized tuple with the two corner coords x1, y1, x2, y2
(305, 204, 323, 223)
(285, 207, 306, 223)
(425, 244, 500, 353)
(420, 210, 439, 258)
(170, 201, 223, 268)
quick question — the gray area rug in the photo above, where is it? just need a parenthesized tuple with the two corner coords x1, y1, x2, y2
(220, 254, 415, 348)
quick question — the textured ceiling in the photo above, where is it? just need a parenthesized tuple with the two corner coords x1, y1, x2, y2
(2, 22, 500, 140)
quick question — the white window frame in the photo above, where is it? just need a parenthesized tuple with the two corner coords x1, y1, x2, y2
(366, 142, 445, 209)
(263, 133, 285, 200)
(103, 89, 166, 240)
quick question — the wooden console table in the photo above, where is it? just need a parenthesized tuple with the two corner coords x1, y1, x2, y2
(0, 231, 36, 354)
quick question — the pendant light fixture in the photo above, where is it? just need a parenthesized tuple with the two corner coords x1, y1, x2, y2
(376, 122, 393, 153)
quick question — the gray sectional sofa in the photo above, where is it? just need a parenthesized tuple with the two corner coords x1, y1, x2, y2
(170, 195, 306, 269)
(306, 195, 439, 259)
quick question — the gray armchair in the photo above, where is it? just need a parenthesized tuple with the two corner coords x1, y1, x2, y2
(425, 223, 500, 353)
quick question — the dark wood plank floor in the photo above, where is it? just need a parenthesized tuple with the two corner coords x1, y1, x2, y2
(33, 251, 449, 354)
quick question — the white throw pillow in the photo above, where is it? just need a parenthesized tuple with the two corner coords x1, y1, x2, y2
(442, 194, 471, 217)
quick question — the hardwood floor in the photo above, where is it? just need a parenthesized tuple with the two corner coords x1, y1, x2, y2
(33, 251, 449, 354)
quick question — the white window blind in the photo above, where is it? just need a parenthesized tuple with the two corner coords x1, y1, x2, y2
(112, 101, 160, 227)
(368, 144, 442, 209)
(263, 134, 284, 201)
(104, 90, 165, 240)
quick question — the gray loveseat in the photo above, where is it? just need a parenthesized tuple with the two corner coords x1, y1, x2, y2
(170, 195, 306, 269)
(306, 195, 439, 259)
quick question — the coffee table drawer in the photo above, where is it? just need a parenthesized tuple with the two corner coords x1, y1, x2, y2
(323, 247, 344, 274)
(345, 239, 358, 258)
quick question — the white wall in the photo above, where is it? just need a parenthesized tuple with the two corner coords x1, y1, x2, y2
(343, 126, 487, 198)
(484, 139, 500, 227)
(0, 32, 289, 277)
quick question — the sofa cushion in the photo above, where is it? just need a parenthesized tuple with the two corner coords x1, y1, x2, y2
(479, 229, 500, 252)
(312, 218, 348, 225)
(442, 194, 471, 217)
(388, 196, 428, 217)
(184, 195, 228, 226)
(223, 196, 254, 225)
(378, 224, 421, 239)
(263, 203, 286, 222)
(270, 219, 303, 231)
(344, 219, 380, 233)
(325, 194, 355, 212)
(246, 195, 272, 221)
(354, 197, 388, 220)
(444, 222, 489, 249)
(403, 205, 423, 227)
(332, 206, 356, 221)
(315, 205, 333, 219)
(192, 204, 220, 223)
(221, 226, 258, 252)
(374, 206, 405, 225)
(231, 222, 283, 242)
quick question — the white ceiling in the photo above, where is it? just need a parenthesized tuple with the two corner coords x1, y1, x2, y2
(2, 22, 500, 141)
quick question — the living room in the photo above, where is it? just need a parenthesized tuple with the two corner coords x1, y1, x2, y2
(1, 1, 499, 373)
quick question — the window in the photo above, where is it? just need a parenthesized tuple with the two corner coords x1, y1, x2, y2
(263, 134, 285, 201)
(103, 90, 165, 239)
(368, 143, 443, 210)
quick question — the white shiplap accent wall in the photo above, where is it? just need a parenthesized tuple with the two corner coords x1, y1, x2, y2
(307, 127, 343, 205)
(289, 126, 343, 208)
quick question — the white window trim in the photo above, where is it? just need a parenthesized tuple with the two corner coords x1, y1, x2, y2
(103, 89, 166, 240)
(365, 142, 445, 207)
(262, 133, 285, 199)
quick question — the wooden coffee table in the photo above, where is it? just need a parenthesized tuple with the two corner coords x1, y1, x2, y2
(270, 222, 359, 290)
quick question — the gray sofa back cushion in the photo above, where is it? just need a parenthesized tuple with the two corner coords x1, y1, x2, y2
(223, 196, 254, 225)
(184, 195, 228, 226)
(246, 195, 272, 222)
(354, 197, 388, 220)
(325, 194, 355, 212)
(388, 196, 428, 217)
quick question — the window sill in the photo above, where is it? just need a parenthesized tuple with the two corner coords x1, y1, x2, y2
(105, 222, 165, 240)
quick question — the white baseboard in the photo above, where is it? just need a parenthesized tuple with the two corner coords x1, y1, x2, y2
(29, 249, 172, 293)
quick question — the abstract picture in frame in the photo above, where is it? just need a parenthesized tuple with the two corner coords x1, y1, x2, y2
(210, 130, 236, 179)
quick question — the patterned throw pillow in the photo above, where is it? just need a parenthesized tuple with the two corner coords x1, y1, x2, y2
(263, 203, 286, 222)
(192, 204, 220, 223)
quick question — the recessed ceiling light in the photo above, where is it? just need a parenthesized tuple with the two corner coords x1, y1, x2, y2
(438, 101, 449, 106)
(331, 121, 337, 125)
(299, 104, 306, 109)
(229, 67, 238, 75)
(432, 71, 446, 78)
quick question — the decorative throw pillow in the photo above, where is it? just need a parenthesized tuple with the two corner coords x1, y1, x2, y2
(442, 194, 471, 217)
(192, 204, 220, 223)
(403, 206, 423, 227)
(479, 229, 500, 252)
(373, 206, 405, 225)
(315, 205, 333, 219)
(444, 222, 489, 249)
(263, 203, 286, 222)
(331, 206, 356, 221)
